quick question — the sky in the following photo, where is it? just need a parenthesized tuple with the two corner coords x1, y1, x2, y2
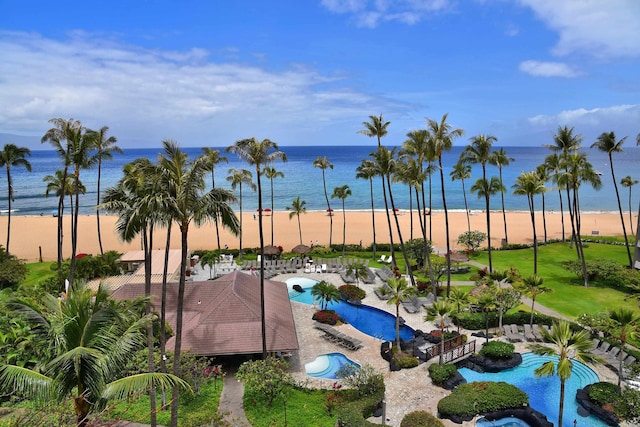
(1, 0, 639, 149)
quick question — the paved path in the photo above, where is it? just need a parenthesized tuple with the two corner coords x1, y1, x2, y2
(219, 369, 251, 426)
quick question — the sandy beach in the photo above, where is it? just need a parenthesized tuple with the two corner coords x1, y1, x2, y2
(1, 209, 634, 262)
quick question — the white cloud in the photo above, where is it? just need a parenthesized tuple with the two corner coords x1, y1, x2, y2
(517, 0, 640, 59)
(0, 31, 414, 147)
(519, 60, 580, 78)
(320, 0, 453, 27)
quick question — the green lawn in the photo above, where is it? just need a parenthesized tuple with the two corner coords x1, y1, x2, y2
(21, 261, 56, 287)
(244, 387, 335, 427)
(471, 242, 637, 318)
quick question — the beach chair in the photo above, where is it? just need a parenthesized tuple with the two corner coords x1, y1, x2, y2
(315, 264, 322, 273)
(304, 263, 312, 273)
(378, 254, 388, 263)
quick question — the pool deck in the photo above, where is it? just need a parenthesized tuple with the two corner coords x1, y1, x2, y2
(272, 271, 624, 427)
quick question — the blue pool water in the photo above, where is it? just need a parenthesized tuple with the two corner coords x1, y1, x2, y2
(286, 277, 415, 341)
(305, 352, 360, 379)
(476, 416, 531, 427)
(459, 353, 608, 427)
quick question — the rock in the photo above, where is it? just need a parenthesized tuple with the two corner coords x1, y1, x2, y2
(576, 387, 619, 427)
(442, 371, 466, 390)
(459, 353, 523, 373)
(483, 407, 553, 427)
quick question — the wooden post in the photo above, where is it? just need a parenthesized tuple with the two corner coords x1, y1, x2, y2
(39, 246, 43, 263)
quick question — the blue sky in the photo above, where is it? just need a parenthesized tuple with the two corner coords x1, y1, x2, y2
(1, 0, 639, 149)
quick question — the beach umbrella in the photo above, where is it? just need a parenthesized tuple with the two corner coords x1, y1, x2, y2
(263, 245, 282, 256)
(326, 208, 334, 216)
(291, 244, 311, 254)
(447, 252, 469, 264)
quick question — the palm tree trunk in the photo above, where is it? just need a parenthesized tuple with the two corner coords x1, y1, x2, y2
(629, 189, 635, 235)
(387, 174, 416, 287)
(541, 192, 548, 244)
(170, 224, 189, 427)
(529, 297, 536, 327)
(428, 171, 433, 242)
(529, 195, 538, 275)
(6, 168, 11, 254)
(96, 160, 104, 255)
(257, 170, 267, 359)
(369, 178, 376, 259)
(409, 187, 414, 240)
(270, 179, 275, 246)
(609, 155, 633, 267)
(439, 158, 452, 296)
(238, 185, 243, 260)
(160, 224, 171, 407)
(500, 169, 508, 244)
(395, 305, 401, 351)
(212, 174, 222, 252)
(572, 186, 589, 287)
(297, 214, 302, 245)
(558, 379, 566, 427)
(143, 227, 157, 427)
(558, 189, 565, 241)
(483, 177, 493, 273)
(341, 200, 346, 257)
(322, 170, 333, 247)
(381, 174, 395, 266)
(69, 174, 80, 286)
(462, 179, 470, 233)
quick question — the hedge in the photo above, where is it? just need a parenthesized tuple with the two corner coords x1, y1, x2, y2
(400, 410, 444, 427)
(479, 341, 515, 360)
(438, 382, 528, 418)
(428, 364, 457, 387)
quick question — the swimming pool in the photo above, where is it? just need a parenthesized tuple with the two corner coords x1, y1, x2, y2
(305, 352, 360, 379)
(476, 416, 531, 427)
(286, 277, 414, 341)
(459, 353, 608, 427)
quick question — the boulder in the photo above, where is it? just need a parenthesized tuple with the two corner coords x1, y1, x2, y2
(576, 387, 619, 427)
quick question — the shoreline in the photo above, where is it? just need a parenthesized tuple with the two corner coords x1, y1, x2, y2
(1, 210, 635, 263)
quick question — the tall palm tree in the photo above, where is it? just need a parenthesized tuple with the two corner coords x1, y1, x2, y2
(591, 131, 632, 267)
(86, 126, 121, 255)
(201, 148, 228, 251)
(535, 164, 550, 244)
(311, 280, 341, 311)
(450, 161, 472, 233)
(489, 148, 514, 245)
(544, 153, 566, 241)
(332, 185, 351, 257)
(345, 261, 369, 288)
(425, 300, 455, 364)
(427, 114, 464, 296)
(227, 137, 287, 360)
(385, 277, 416, 351)
(226, 168, 256, 260)
(0, 144, 31, 254)
(262, 166, 284, 246)
(621, 176, 638, 235)
(475, 289, 497, 343)
(520, 275, 550, 327)
(470, 176, 503, 272)
(461, 134, 497, 270)
(447, 287, 470, 333)
(401, 129, 431, 239)
(606, 308, 640, 392)
(529, 321, 603, 427)
(313, 156, 334, 247)
(41, 118, 80, 270)
(286, 196, 307, 245)
(161, 140, 239, 426)
(356, 159, 378, 259)
(0, 282, 188, 427)
(512, 171, 546, 274)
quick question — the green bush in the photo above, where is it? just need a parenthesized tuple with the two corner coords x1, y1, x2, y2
(335, 394, 382, 427)
(401, 410, 444, 427)
(438, 382, 528, 418)
(588, 382, 618, 406)
(312, 309, 340, 325)
(339, 284, 366, 301)
(454, 311, 555, 330)
(587, 382, 640, 422)
(395, 353, 419, 369)
(479, 341, 515, 360)
(428, 364, 457, 386)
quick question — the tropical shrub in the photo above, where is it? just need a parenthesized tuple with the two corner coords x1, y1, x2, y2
(312, 309, 340, 325)
(428, 363, 457, 386)
(457, 230, 487, 253)
(479, 341, 515, 360)
(336, 364, 385, 397)
(401, 410, 444, 427)
(394, 352, 419, 369)
(339, 284, 366, 301)
(588, 382, 640, 423)
(0, 250, 27, 289)
(438, 382, 528, 419)
(236, 357, 293, 406)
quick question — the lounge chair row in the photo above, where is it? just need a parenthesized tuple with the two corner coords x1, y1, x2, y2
(502, 324, 550, 343)
(313, 321, 363, 351)
(591, 339, 637, 374)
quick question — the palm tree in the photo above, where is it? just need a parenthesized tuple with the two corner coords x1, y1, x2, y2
(286, 196, 307, 245)
(201, 147, 228, 251)
(591, 132, 632, 267)
(520, 275, 550, 327)
(544, 153, 566, 241)
(160, 140, 239, 426)
(311, 280, 341, 311)
(621, 176, 638, 235)
(43, 170, 77, 269)
(450, 161, 472, 233)
(385, 277, 416, 351)
(427, 114, 464, 296)
(313, 156, 334, 247)
(0, 282, 188, 427)
(226, 168, 256, 260)
(475, 291, 497, 343)
(200, 250, 222, 279)
(262, 166, 284, 246)
(447, 287, 470, 333)
(606, 308, 640, 392)
(345, 261, 369, 288)
(489, 148, 514, 245)
(529, 321, 603, 427)
(41, 118, 80, 270)
(0, 144, 31, 254)
(461, 134, 497, 270)
(227, 137, 287, 360)
(401, 129, 431, 239)
(356, 159, 378, 259)
(425, 300, 455, 364)
(512, 171, 546, 274)
(535, 164, 550, 244)
(470, 176, 503, 272)
(331, 184, 351, 257)
(86, 126, 121, 255)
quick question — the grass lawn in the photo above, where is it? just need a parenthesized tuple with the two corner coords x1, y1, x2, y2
(471, 242, 638, 318)
(243, 387, 337, 427)
(22, 261, 56, 287)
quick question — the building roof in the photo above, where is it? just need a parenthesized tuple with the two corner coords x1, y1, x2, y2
(110, 271, 299, 356)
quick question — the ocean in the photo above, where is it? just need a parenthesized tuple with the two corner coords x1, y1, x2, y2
(3, 145, 639, 216)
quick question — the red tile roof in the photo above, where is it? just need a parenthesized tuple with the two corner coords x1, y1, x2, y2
(110, 271, 299, 356)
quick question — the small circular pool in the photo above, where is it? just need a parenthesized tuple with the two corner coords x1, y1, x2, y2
(305, 352, 360, 379)
(285, 277, 414, 341)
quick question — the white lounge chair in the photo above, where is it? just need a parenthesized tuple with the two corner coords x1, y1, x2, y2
(321, 263, 327, 273)
(304, 263, 311, 273)
(378, 254, 387, 263)
(315, 265, 322, 273)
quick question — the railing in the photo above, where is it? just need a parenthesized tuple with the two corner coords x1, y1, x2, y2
(442, 340, 476, 364)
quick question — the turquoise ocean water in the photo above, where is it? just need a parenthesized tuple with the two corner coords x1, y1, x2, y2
(3, 145, 639, 216)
